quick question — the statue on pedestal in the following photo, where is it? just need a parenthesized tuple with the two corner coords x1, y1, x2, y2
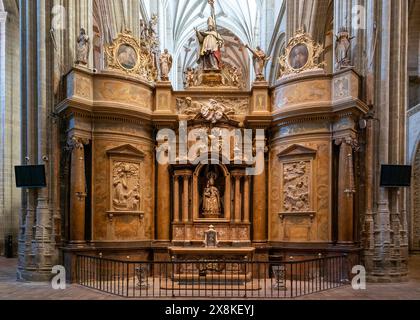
(203, 172, 221, 217)
(76, 28, 90, 65)
(195, 1, 224, 70)
(159, 49, 173, 81)
(245, 45, 271, 81)
(335, 27, 354, 70)
(184, 67, 196, 88)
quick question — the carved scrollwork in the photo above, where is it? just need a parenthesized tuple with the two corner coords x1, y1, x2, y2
(278, 29, 325, 78)
(105, 30, 158, 82)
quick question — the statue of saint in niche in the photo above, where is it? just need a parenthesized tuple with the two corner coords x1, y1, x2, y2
(202, 172, 221, 217)
(195, 16, 224, 70)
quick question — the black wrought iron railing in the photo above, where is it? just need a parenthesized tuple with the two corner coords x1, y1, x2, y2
(76, 254, 351, 299)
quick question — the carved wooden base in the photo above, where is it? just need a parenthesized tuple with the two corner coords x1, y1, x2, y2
(201, 70, 223, 87)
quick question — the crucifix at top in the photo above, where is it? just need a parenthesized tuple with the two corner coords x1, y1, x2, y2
(194, 0, 225, 71)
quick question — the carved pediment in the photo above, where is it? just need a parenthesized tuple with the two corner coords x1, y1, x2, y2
(277, 144, 317, 159)
(107, 144, 145, 159)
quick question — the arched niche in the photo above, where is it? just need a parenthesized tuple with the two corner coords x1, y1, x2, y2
(192, 161, 231, 222)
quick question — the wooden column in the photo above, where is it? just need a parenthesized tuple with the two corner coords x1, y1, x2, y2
(68, 136, 88, 245)
(182, 172, 192, 223)
(336, 138, 356, 243)
(243, 176, 250, 223)
(233, 173, 242, 223)
(173, 176, 180, 223)
(156, 162, 170, 241)
(253, 165, 267, 242)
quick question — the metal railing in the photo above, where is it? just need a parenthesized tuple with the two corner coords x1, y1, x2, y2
(76, 254, 351, 299)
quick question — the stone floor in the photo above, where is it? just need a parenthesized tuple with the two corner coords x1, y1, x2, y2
(0, 256, 419, 300)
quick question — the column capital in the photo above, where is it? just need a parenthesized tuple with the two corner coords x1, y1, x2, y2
(67, 136, 89, 150)
(231, 169, 245, 178)
(175, 169, 193, 177)
(334, 136, 360, 151)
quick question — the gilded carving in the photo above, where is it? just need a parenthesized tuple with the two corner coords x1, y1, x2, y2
(112, 161, 141, 212)
(278, 29, 325, 78)
(283, 161, 310, 213)
(105, 30, 157, 82)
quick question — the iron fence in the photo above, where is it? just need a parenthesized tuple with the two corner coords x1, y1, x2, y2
(76, 254, 351, 299)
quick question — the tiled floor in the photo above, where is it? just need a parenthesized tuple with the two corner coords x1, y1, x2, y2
(0, 256, 419, 300)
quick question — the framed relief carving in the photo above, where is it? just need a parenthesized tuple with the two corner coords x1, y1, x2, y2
(278, 29, 325, 77)
(106, 145, 146, 221)
(277, 144, 317, 222)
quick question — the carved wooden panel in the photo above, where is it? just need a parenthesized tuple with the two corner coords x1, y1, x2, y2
(111, 161, 141, 212)
(282, 161, 311, 213)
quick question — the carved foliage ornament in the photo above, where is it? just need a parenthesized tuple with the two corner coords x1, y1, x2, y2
(278, 29, 325, 78)
(105, 30, 158, 82)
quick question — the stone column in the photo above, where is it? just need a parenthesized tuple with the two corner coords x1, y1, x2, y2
(173, 176, 180, 223)
(68, 136, 88, 245)
(0, 8, 7, 255)
(156, 162, 170, 242)
(233, 173, 242, 223)
(253, 162, 267, 243)
(243, 176, 250, 224)
(336, 137, 357, 243)
(182, 172, 192, 223)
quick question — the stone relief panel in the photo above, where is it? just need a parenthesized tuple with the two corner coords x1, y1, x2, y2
(333, 76, 350, 100)
(74, 73, 93, 100)
(111, 161, 141, 212)
(282, 161, 311, 213)
(176, 96, 249, 117)
(273, 80, 330, 110)
(94, 79, 153, 109)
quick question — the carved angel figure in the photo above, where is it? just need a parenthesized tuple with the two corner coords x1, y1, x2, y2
(184, 67, 196, 88)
